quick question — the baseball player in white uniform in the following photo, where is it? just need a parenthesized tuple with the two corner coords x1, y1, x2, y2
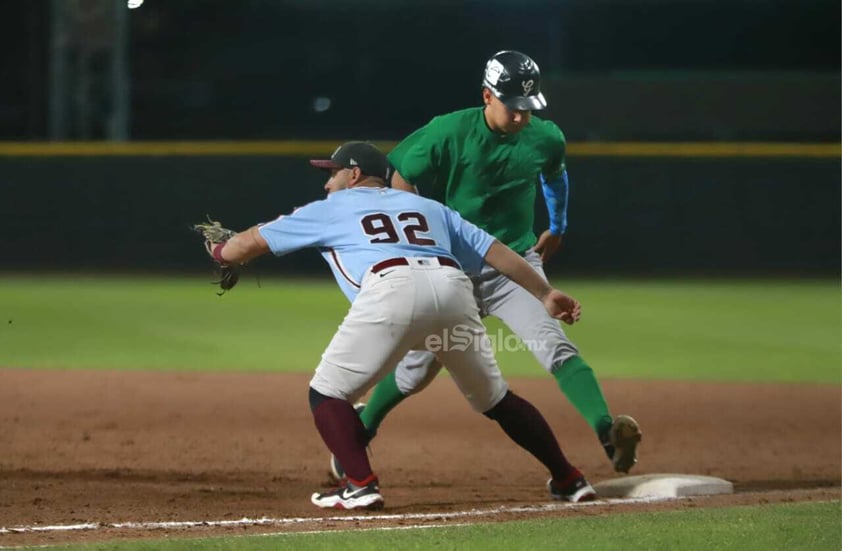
(203, 141, 596, 510)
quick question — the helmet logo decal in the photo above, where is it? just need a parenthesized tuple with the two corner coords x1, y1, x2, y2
(522, 79, 535, 95)
(485, 59, 504, 86)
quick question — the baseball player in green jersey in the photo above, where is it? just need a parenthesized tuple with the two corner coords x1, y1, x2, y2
(329, 50, 642, 481)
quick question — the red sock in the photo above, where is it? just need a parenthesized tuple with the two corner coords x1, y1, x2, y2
(312, 398, 374, 482)
(484, 391, 576, 483)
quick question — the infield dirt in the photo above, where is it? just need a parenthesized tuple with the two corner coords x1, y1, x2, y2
(0, 370, 839, 546)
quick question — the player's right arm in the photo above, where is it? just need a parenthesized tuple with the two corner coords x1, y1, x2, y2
(216, 201, 330, 265)
(256, 200, 333, 256)
(391, 170, 418, 194)
(215, 225, 270, 265)
(387, 117, 443, 197)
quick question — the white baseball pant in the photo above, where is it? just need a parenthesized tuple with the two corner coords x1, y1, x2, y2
(310, 257, 509, 413)
(393, 249, 580, 394)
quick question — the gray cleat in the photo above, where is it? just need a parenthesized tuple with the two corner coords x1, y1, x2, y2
(606, 414, 642, 474)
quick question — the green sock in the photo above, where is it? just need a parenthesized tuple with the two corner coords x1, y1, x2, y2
(360, 370, 407, 439)
(552, 355, 613, 437)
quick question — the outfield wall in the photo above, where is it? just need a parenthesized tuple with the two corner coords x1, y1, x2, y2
(2, 147, 839, 276)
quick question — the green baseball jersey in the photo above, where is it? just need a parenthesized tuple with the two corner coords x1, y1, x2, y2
(388, 107, 566, 253)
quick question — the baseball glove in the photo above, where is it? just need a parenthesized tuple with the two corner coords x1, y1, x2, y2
(194, 217, 237, 251)
(193, 216, 240, 295)
(211, 265, 240, 295)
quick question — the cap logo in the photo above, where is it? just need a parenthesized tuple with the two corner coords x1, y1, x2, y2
(522, 79, 535, 95)
(349, 158, 358, 166)
(485, 59, 504, 86)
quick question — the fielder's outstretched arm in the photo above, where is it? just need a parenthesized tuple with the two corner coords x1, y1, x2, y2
(215, 225, 270, 265)
(483, 240, 581, 325)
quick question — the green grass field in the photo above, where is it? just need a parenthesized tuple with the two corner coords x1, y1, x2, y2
(0, 276, 838, 383)
(34, 501, 842, 551)
(1, 275, 840, 549)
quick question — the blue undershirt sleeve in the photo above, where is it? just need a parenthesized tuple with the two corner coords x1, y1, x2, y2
(540, 169, 569, 235)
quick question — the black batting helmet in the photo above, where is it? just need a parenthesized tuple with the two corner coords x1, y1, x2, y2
(482, 50, 547, 111)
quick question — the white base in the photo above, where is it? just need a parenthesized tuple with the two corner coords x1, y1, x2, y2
(593, 474, 734, 499)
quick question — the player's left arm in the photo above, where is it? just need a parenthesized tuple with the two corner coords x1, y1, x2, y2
(535, 122, 569, 263)
(485, 240, 580, 324)
(535, 169, 569, 263)
(443, 205, 580, 324)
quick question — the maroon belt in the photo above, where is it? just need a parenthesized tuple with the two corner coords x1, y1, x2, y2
(371, 256, 460, 274)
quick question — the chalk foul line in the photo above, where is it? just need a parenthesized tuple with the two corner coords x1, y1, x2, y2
(0, 496, 676, 535)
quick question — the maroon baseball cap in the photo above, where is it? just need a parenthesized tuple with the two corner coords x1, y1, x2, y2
(309, 141, 392, 181)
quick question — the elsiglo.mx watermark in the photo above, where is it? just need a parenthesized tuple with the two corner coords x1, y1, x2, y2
(425, 324, 548, 354)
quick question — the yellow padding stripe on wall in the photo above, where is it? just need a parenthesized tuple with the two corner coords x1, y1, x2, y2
(0, 141, 838, 158)
(571, 142, 840, 158)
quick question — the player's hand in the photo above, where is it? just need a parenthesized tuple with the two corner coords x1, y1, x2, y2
(542, 289, 581, 325)
(535, 230, 563, 263)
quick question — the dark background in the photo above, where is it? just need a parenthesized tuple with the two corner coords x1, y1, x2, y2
(1, 0, 839, 276)
(3, 155, 837, 276)
(2, 0, 839, 140)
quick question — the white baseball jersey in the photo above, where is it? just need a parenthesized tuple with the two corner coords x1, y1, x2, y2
(258, 187, 496, 301)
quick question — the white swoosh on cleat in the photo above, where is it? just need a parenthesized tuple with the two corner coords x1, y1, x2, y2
(341, 487, 368, 500)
